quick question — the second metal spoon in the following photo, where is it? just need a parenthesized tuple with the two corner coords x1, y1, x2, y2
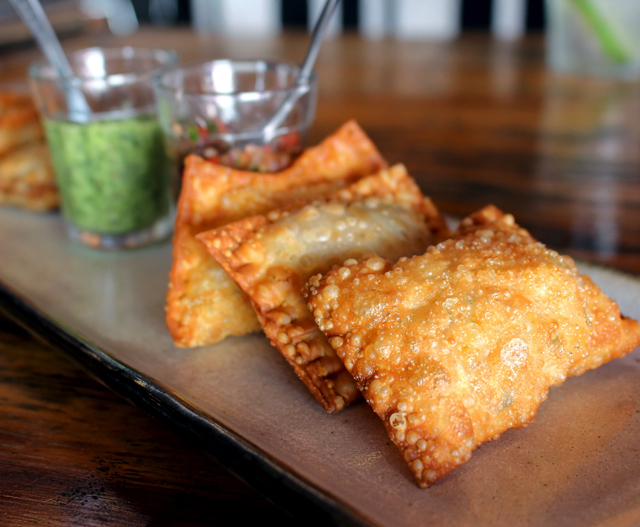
(262, 0, 342, 143)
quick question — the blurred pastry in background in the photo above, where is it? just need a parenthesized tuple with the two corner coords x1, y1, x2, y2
(0, 91, 58, 211)
(0, 92, 43, 156)
(0, 142, 58, 211)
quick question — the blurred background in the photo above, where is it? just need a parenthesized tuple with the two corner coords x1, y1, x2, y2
(0, 0, 547, 46)
(1, 0, 637, 266)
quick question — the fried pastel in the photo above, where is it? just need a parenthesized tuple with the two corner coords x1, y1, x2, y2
(0, 92, 44, 158)
(305, 205, 640, 486)
(197, 164, 448, 412)
(167, 120, 387, 347)
(0, 142, 58, 211)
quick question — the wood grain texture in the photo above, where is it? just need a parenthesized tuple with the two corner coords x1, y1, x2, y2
(0, 315, 298, 526)
(1, 27, 639, 526)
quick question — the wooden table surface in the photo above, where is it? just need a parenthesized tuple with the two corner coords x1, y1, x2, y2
(1, 28, 639, 526)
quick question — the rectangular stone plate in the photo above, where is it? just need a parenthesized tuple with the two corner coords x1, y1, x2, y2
(1, 207, 639, 527)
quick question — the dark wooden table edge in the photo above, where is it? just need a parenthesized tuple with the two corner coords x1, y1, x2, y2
(0, 279, 372, 527)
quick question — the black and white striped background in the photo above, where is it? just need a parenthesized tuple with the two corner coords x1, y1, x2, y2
(281, 0, 546, 32)
(3, 0, 546, 32)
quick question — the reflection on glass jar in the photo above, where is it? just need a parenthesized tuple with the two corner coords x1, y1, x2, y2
(536, 75, 640, 258)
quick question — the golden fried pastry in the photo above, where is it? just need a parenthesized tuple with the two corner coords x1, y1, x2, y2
(305, 205, 640, 485)
(167, 120, 387, 348)
(0, 142, 58, 211)
(0, 92, 44, 158)
(197, 165, 448, 412)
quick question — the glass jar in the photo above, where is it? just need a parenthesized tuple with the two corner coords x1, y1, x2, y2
(546, 0, 640, 80)
(30, 47, 178, 249)
(153, 59, 317, 190)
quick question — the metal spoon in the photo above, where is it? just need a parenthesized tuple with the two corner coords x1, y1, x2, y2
(9, 0, 91, 122)
(261, 0, 342, 143)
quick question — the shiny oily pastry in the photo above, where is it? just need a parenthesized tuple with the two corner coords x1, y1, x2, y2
(197, 164, 448, 413)
(305, 205, 640, 486)
(166, 120, 387, 348)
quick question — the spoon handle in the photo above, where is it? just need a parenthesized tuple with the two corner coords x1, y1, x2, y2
(298, 0, 342, 85)
(9, 0, 91, 120)
(263, 0, 341, 141)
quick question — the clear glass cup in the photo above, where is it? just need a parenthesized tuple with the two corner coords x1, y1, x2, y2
(546, 0, 640, 80)
(30, 47, 178, 249)
(153, 60, 317, 190)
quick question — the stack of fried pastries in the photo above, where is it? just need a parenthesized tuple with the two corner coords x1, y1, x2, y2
(167, 121, 640, 487)
(0, 92, 57, 211)
(166, 120, 388, 347)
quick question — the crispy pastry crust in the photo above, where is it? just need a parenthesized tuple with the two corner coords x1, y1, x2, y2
(305, 205, 640, 485)
(0, 142, 58, 211)
(197, 165, 449, 412)
(166, 120, 387, 347)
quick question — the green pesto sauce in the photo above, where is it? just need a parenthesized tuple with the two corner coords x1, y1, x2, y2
(45, 115, 171, 235)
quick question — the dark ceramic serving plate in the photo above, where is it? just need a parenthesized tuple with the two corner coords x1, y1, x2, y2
(1, 208, 640, 527)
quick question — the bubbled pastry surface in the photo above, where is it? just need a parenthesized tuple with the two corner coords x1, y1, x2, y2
(198, 165, 448, 413)
(305, 205, 640, 487)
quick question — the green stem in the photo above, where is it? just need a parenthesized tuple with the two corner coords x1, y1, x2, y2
(568, 0, 632, 64)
